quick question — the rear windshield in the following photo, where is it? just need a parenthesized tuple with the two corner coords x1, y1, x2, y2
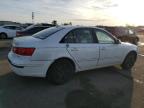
(33, 27, 64, 39)
(24, 25, 34, 31)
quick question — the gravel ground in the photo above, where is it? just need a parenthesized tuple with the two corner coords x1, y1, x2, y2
(0, 39, 12, 48)
(131, 34, 144, 108)
(0, 37, 144, 108)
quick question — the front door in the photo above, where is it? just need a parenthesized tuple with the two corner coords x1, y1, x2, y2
(94, 29, 123, 66)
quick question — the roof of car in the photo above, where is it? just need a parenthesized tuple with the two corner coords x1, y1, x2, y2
(56, 25, 104, 30)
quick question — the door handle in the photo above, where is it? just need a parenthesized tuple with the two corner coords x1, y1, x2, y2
(71, 48, 79, 51)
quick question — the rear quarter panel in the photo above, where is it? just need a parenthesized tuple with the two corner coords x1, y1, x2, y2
(31, 44, 80, 72)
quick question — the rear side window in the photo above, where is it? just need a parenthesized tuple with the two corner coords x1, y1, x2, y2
(74, 29, 94, 43)
(62, 28, 94, 43)
(33, 27, 64, 39)
(63, 32, 76, 43)
(4, 26, 15, 30)
(4, 26, 21, 30)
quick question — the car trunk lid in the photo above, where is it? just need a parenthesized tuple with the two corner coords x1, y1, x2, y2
(12, 36, 41, 48)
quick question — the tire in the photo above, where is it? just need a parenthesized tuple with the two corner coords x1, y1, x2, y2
(121, 52, 137, 70)
(47, 59, 75, 84)
(0, 33, 7, 39)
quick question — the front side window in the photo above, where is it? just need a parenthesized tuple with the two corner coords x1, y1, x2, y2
(63, 28, 94, 43)
(95, 30, 115, 44)
(128, 29, 134, 35)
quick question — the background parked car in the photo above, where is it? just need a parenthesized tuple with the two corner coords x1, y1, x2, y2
(98, 26, 139, 45)
(0, 25, 23, 39)
(16, 23, 54, 37)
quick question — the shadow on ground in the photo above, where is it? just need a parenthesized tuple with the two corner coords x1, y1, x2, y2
(0, 67, 133, 108)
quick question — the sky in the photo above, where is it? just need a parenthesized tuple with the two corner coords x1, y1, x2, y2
(0, 0, 144, 26)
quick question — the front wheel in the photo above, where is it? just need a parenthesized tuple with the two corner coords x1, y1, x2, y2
(0, 33, 7, 39)
(47, 59, 75, 85)
(121, 52, 137, 70)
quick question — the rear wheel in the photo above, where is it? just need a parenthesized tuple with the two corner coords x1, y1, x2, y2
(0, 33, 7, 39)
(47, 59, 75, 84)
(121, 52, 137, 70)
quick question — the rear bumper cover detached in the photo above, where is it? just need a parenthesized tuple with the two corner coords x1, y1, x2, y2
(8, 52, 52, 77)
(8, 58, 24, 68)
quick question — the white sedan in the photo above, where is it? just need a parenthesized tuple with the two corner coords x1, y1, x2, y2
(8, 26, 138, 84)
(0, 25, 22, 39)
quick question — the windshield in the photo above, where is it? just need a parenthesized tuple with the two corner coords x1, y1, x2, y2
(32, 27, 64, 39)
(128, 29, 135, 35)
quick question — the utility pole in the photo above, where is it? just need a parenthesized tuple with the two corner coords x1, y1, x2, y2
(32, 12, 34, 24)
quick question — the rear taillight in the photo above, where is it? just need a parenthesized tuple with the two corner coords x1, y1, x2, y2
(12, 47, 35, 56)
(16, 31, 23, 37)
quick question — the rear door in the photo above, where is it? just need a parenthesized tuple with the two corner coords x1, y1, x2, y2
(63, 28, 100, 70)
(94, 29, 124, 66)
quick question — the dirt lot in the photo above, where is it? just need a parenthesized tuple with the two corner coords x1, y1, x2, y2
(0, 37, 144, 108)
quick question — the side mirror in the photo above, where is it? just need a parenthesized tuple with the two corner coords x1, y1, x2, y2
(115, 39, 121, 44)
